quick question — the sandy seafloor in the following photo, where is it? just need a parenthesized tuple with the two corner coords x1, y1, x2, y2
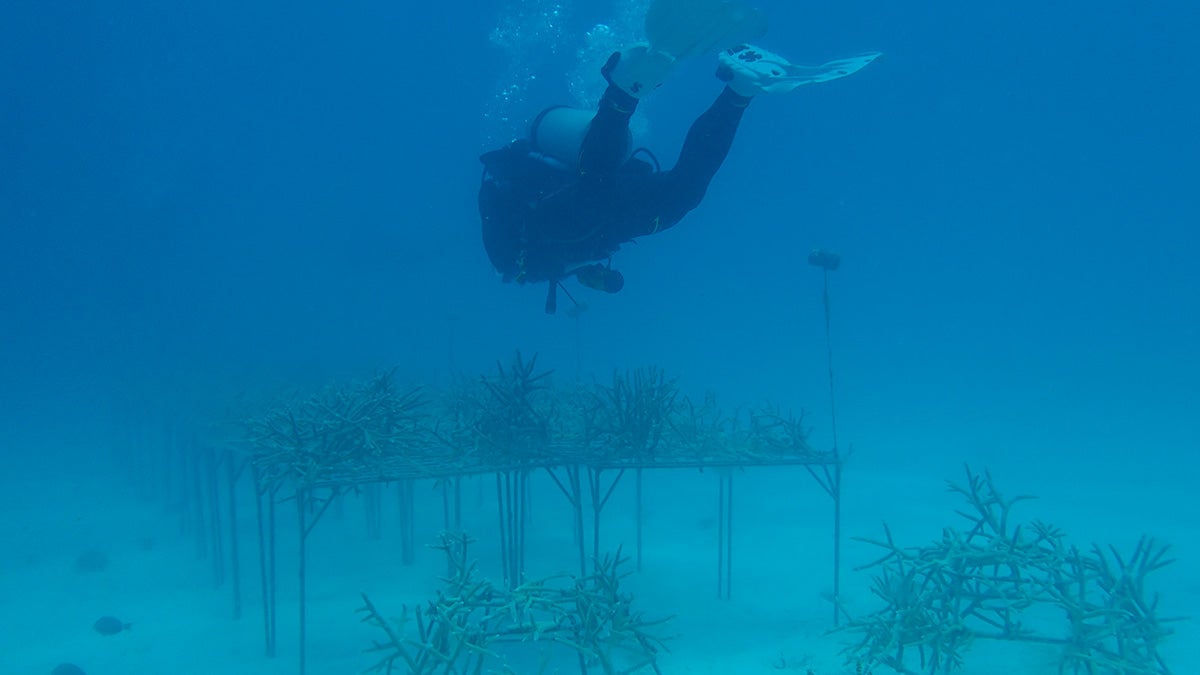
(3, 444, 1196, 675)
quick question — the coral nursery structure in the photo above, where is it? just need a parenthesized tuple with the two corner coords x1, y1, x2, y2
(230, 353, 839, 674)
(113, 355, 1185, 675)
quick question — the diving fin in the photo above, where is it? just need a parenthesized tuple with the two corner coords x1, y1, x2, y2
(606, 0, 768, 98)
(604, 45, 678, 98)
(645, 0, 768, 61)
(718, 45, 882, 96)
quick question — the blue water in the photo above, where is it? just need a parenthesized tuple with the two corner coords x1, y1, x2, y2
(2, 0, 1197, 673)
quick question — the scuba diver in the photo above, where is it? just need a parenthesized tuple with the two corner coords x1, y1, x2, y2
(479, 0, 880, 313)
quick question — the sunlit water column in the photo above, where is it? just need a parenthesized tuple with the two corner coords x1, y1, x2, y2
(482, 0, 651, 150)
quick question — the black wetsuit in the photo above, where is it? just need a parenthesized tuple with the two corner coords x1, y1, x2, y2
(479, 83, 750, 290)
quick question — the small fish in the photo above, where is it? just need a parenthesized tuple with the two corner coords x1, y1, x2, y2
(92, 616, 131, 636)
(52, 665, 87, 675)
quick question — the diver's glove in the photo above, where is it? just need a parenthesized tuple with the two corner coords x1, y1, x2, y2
(602, 45, 677, 99)
(717, 44, 882, 97)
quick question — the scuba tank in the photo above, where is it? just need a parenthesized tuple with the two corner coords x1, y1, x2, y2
(529, 106, 633, 171)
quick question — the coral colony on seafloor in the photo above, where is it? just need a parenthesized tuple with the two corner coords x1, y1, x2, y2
(839, 467, 1179, 675)
(358, 533, 670, 675)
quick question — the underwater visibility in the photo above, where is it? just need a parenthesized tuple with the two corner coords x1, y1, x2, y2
(2, 0, 1197, 673)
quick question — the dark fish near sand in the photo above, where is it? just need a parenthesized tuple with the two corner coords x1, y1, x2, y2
(92, 616, 131, 635)
(52, 665, 87, 675)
